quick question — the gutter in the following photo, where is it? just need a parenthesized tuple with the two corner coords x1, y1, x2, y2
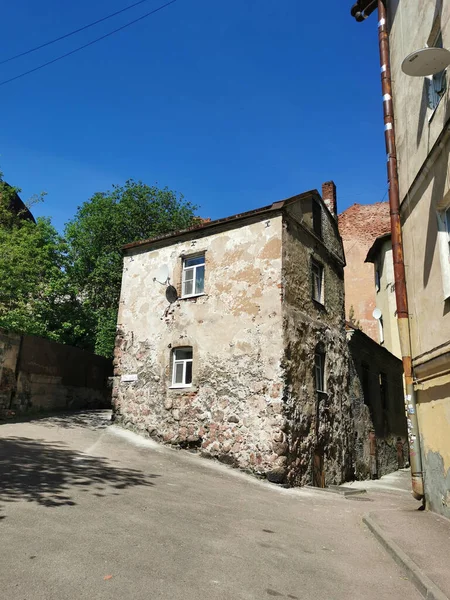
(350, 0, 424, 501)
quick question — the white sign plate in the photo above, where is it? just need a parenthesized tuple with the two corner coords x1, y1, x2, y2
(121, 374, 138, 382)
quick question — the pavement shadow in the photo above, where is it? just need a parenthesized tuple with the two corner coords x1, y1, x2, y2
(0, 436, 159, 513)
(1, 410, 112, 430)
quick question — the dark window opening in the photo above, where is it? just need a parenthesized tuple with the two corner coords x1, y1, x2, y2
(312, 200, 322, 239)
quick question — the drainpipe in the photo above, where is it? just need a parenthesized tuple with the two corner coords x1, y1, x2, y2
(377, 0, 423, 501)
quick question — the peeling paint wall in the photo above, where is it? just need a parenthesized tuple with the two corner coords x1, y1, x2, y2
(113, 196, 359, 486)
(113, 215, 287, 477)
(281, 210, 351, 486)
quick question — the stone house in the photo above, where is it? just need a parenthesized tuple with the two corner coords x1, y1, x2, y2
(112, 183, 354, 487)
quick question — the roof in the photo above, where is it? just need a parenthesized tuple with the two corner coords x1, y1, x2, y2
(345, 321, 402, 364)
(365, 232, 391, 263)
(122, 189, 319, 252)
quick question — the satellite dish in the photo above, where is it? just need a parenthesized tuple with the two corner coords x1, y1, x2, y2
(153, 264, 169, 284)
(165, 285, 178, 304)
(401, 47, 450, 77)
(372, 308, 382, 320)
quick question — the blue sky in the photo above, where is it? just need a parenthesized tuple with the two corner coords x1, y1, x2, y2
(1, 0, 386, 232)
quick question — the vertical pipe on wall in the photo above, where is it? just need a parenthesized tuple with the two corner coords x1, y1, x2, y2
(377, 0, 424, 500)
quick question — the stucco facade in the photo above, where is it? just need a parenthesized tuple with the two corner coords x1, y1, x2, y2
(112, 189, 355, 486)
(365, 234, 402, 359)
(388, 0, 450, 516)
(338, 202, 391, 341)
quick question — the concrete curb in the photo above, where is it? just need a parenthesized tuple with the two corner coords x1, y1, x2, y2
(363, 514, 449, 600)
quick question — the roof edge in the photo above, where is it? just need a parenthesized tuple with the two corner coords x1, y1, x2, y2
(365, 232, 391, 263)
(122, 189, 317, 252)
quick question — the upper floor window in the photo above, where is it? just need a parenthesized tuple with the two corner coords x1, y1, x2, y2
(171, 347, 193, 388)
(182, 253, 205, 297)
(314, 351, 325, 393)
(436, 205, 450, 300)
(311, 259, 324, 304)
(426, 30, 447, 111)
(312, 200, 322, 239)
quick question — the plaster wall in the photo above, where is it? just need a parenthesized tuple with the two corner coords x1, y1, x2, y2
(113, 216, 287, 477)
(388, 0, 450, 202)
(338, 203, 391, 341)
(389, 0, 450, 517)
(375, 241, 402, 359)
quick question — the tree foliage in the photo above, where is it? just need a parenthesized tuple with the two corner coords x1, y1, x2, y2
(0, 181, 94, 348)
(65, 180, 198, 357)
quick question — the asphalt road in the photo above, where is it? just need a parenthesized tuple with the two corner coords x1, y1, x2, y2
(0, 411, 421, 600)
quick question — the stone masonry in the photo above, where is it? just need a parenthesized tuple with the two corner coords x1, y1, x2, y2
(113, 186, 353, 486)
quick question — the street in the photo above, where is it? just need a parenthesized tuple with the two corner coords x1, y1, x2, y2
(0, 411, 422, 600)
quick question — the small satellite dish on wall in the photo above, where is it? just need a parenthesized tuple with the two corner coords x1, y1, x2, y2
(372, 308, 382, 321)
(165, 285, 178, 304)
(401, 47, 450, 76)
(153, 264, 169, 285)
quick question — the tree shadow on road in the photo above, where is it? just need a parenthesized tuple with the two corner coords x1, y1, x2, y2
(0, 436, 159, 515)
(1, 410, 112, 430)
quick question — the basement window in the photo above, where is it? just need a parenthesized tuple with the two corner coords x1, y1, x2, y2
(311, 259, 324, 305)
(171, 347, 193, 388)
(182, 253, 205, 297)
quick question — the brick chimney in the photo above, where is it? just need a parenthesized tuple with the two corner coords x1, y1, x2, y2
(322, 181, 337, 219)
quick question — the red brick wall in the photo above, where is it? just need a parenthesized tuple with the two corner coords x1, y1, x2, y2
(339, 203, 390, 342)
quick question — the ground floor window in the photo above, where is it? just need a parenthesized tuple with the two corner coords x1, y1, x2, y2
(171, 347, 193, 387)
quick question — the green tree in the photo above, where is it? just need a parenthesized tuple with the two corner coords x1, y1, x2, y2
(65, 180, 198, 357)
(0, 180, 95, 348)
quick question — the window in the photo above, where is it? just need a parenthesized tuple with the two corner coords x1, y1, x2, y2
(171, 347, 193, 387)
(375, 266, 381, 292)
(312, 200, 322, 239)
(312, 260, 324, 304)
(436, 205, 450, 299)
(314, 351, 325, 393)
(182, 254, 205, 297)
(426, 31, 447, 111)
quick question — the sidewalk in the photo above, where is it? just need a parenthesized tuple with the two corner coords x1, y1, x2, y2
(346, 471, 450, 600)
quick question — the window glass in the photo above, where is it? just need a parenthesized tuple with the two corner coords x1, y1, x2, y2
(185, 361, 193, 384)
(182, 254, 205, 297)
(312, 260, 323, 304)
(312, 200, 322, 238)
(172, 347, 193, 387)
(315, 352, 325, 392)
(185, 256, 205, 267)
(175, 348, 192, 360)
(174, 363, 184, 384)
(195, 265, 205, 294)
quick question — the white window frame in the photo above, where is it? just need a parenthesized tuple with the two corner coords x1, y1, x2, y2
(436, 207, 450, 300)
(171, 347, 193, 388)
(312, 260, 324, 304)
(181, 253, 205, 298)
(314, 352, 326, 393)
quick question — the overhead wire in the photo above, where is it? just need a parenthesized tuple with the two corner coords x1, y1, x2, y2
(0, 0, 155, 66)
(0, 0, 177, 87)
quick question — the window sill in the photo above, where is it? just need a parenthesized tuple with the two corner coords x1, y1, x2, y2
(180, 293, 207, 301)
(169, 384, 192, 390)
(312, 298, 326, 310)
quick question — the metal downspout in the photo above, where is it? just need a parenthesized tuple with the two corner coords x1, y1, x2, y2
(377, 0, 424, 500)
